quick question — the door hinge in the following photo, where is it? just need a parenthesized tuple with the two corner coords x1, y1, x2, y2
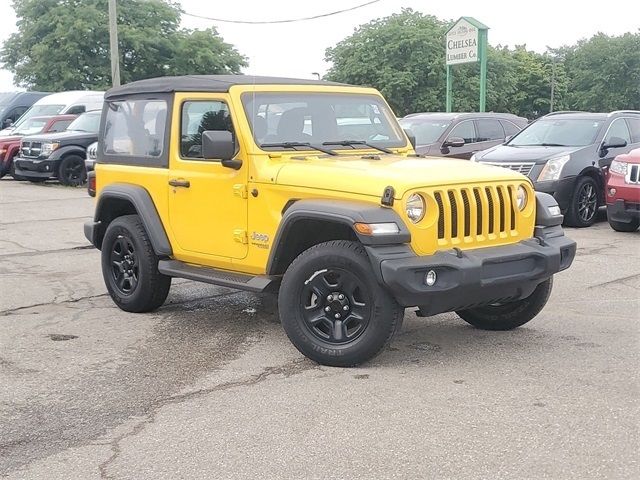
(233, 229, 248, 244)
(233, 184, 248, 199)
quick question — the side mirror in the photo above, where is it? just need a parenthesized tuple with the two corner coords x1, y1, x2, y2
(202, 130, 241, 169)
(504, 134, 514, 143)
(601, 136, 627, 151)
(403, 128, 416, 149)
(443, 136, 465, 148)
(3, 118, 13, 128)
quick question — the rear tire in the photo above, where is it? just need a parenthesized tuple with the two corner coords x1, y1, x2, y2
(58, 154, 86, 186)
(608, 218, 640, 232)
(101, 214, 171, 313)
(456, 277, 553, 331)
(278, 240, 404, 367)
(564, 176, 599, 227)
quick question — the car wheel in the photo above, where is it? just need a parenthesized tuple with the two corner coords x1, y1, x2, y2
(456, 277, 553, 331)
(58, 154, 87, 186)
(101, 214, 171, 313)
(564, 176, 599, 227)
(608, 218, 640, 232)
(278, 240, 404, 367)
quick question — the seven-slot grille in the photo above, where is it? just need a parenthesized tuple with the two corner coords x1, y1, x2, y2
(626, 164, 639, 184)
(480, 161, 535, 177)
(20, 140, 42, 159)
(433, 185, 517, 245)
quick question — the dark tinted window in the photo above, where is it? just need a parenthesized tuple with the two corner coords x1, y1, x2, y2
(625, 118, 640, 143)
(48, 119, 73, 132)
(66, 105, 86, 115)
(605, 118, 631, 144)
(501, 120, 521, 136)
(104, 99, 167, 157)
(476, 119, 504, 141)
(181, 101, 233, 159)
(449, 121, 476, 144)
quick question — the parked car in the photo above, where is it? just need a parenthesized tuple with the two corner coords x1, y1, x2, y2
(472, 111, 640, 227)
(399, 112, 527, 159)
(605, 148, 640, 232)
(85, 141, 98, 197)
(13, 110, 101, 186)
(0, 114, 77, 179)
(0, 90, 104, 136)
(84, 75, 575, 367)
(0, 91, 50, 129)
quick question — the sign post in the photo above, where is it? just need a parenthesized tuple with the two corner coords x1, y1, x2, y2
(445, 17, 489, 112)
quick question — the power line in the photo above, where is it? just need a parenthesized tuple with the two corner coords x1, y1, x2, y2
(180, 0, 381, 25)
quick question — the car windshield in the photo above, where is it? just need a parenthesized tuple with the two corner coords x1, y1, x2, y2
(11, 104, 65, 129)
(13, 118, 48, 135)
(242, 92, 406, 152)
(67, 112, 100, 133)
(508, 118, 604, 147)
(399, 118, 451, 145)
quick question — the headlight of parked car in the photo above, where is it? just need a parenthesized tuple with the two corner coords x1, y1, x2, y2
(40, 142, 60, 157)
(516, 185, 528, 211)
(538, 154, 570, 181)
(406, 193, 425, 223)
(609, 160, 628, 175)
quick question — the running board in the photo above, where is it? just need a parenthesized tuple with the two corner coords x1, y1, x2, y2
(158, 260, 279, 293)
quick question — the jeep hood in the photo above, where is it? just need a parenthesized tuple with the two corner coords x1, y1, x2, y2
(274, 155, 528, 199)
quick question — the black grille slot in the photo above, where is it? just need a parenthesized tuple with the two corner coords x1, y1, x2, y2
(485, 187, 495, 233)
(631, 165, 639, 183)
(448, 190, 458, 238)
(461, 190, 471, 237)
(434, 192, 444, 239)
(496, 187, 506, 232)
(508, 186, 516, 230)
(473, 188, 483, 235)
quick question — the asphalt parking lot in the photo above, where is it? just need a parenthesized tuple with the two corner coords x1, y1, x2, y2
(1, 179, 638, 479)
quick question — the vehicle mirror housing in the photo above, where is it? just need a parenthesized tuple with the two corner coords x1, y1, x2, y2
(3, 118, 13, 128)
(601, 136, 627, 153)
(403, 128, 416, 149)
(443, 136, 465, 148)
(202, 130, 241, 169)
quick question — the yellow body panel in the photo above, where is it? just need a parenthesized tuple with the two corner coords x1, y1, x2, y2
(96, 83, 537, 275)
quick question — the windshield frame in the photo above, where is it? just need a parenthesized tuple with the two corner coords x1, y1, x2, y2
(506, 117, 606, 148)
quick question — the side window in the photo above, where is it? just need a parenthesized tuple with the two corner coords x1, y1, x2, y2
(501, 120, 521, 137)
(181, 101, 233, 159)
(48, 120, 72, 133)
(6, 106, 28, 122)
(625, 118, 640, 144)
(449, 121, 476, 144)
(104, 99, 167, 157)
(476, 119, 505, 141)
(605, 118, 631, 144)
(66, 105, 86, 115)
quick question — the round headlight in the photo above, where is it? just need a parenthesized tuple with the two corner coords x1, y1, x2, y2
(406, 193, 425, 223)
(516, 185, 528, 211)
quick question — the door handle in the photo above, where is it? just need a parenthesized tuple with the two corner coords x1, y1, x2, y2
(169, 178, 190, 188)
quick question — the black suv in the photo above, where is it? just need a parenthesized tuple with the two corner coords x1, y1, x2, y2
(13, 110, 101, 186)
(473, 111, 640, 227)
(399, 112, 528, 159)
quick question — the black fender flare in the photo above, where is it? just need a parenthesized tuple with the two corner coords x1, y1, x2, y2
(266, 199, 410, 275)
(89, 183, 172, 256)
(49, 145, 87, 162)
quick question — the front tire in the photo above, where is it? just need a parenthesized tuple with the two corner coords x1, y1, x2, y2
(278, 240, 404, 367)
(456, 277, 553, 331)
(564, 176, 599, 227)
(608, 217, 640, 232)
(101, 215, 171, 313)
(10, 161, 26, 181)
(58, 154, 86, 186)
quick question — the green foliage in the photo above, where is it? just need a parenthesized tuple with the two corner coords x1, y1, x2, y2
(326, 10, 639, 118)
(1, 0, 247, 91)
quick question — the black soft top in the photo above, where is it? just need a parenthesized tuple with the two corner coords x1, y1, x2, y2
(105, 75, 350, 99)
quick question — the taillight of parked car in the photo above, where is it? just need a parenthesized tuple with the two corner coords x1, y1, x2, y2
(87, 170, 96, 197)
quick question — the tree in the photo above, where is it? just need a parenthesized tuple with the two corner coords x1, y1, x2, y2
(1, 0, 247, 91)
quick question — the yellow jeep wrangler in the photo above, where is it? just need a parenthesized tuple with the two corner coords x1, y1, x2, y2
(85, 75, 576, 367)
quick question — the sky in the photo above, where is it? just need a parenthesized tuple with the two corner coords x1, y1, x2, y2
(0, 0, 639, 91)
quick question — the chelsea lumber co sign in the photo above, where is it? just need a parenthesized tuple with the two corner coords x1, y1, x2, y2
(446, 18, 479, 65)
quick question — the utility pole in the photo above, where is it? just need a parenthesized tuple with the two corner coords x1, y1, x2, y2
(108, 0, 120, 87)
(547, 46, 555, 113)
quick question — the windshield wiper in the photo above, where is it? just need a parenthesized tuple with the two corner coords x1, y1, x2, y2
(260, 141, 337, 156)
(515, 143, 568, 147)
(322, 140, 393, 154)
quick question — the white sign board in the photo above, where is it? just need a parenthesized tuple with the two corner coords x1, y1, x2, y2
(446, 18, 479, 65)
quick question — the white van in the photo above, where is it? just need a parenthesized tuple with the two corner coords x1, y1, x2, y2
(0, 90, 104, 136)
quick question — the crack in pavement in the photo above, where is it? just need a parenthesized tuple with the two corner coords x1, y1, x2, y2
(97, 359, 318, 479)
(0, 214, 92, 225)
(0, 244, 94, 259)
(588, 272, 640, 289)
(0, 238, 39, 253)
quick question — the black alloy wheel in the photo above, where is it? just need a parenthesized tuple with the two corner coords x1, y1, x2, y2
(564, 176, 600, 227)
(109, 234, 139, 295)
(577, 181, 598, 223)
(301, 268, 372, 344)
(58, 155, 86, 186)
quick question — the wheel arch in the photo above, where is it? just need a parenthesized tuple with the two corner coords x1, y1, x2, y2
(578, 166, 606, 205)
(91, 183, 172, 256)
(266, 199, 410, 275)
(50, 145, 87, 161)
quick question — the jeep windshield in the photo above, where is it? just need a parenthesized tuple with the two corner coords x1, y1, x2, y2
(242, 92, 406, 153)
(508, 118, 604, 147)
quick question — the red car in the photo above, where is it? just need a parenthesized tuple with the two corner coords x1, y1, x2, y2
(0, 114, 77, 179)
(606, 148, 640, 232)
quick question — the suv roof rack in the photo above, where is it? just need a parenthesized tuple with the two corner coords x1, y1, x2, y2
(608, 110, 640, 116)
(544, 111, 589, 116)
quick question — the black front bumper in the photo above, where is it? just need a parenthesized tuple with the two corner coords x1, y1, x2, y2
(534, 177, 576, 212)
(366, 228, 576, 315)
(607, 199, 640, 223)
(13, 157, 60, 179)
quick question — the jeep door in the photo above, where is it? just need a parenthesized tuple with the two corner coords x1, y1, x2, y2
(168, 94, 248, 262)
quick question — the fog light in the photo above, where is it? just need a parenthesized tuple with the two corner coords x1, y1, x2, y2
(608, 188, 616, 197)
(425, 270, 437, 286)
